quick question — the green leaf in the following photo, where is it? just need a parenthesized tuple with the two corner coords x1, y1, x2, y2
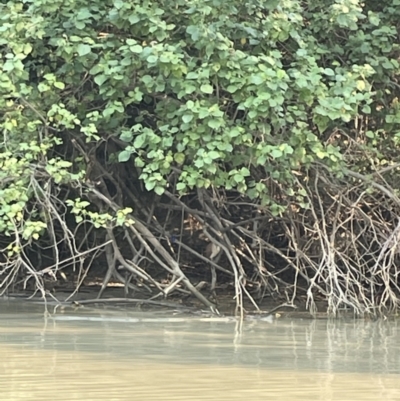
(77, 8, 92, 20)
(174, 153, 185, 164)
(198, 109, 209, 119)
(249, 74, 264, 85)
(134, 133, 146, 149)
(270, 149, 283, 158)
(154, 186, 165, 195)
(54, 82, 65, 90)
(120, 131, 133, 142)
(194, 159, 204, 168)
(233, 174, 244, 183)
(135, 158, 145, 168)
(186, 72, 198, 79)
(77, 44, 91, 56)
(207, 119, 221, 129)
(240, 167, 250, 176)
(315, 151, 326, 159)
(208, 151, 220, 160)
(145, 181, 156, 191)
(130, 45, 143, 53)
(129, 14, 140, 24)
(182, 114, 194, 123)
(94, 74, 108, 86)
(38, 83, 49, 92)
(323, 68, 335, 76)
(23, 43, 33, 55)
(356, 80, 366, 91)
(147, 55, 158, 63)
(141, 75, 153, 86)
(184, 84, 196, 94)
(119, 150, 132, 162)
(362, 105, 371, 114)
(200, 84, 213, 94)
(2, 60, 14, 72)
(368, 13, 380, 26)
(226, 85, 238, 93)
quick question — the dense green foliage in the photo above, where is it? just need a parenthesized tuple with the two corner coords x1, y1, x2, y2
(1, 0, 400, 314)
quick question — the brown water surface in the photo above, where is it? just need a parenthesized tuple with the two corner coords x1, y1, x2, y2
(0, 301, 399, 400)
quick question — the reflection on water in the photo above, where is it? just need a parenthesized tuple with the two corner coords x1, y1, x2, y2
(0, 301, 399, 400)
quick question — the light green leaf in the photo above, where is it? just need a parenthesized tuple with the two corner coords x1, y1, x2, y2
(207, 119, 221, 129)
(240, 167, 250, 176)
(147, 55, 158, 63)
(176, 182, 186, 191)
(23, 43, 33, 55)
(130, 45, 143, 53)
(135, 158, 145, 168)
(154, 186, 165, 195)
(362, 105, 371, 114)
(199, 109, 209, 119)
(94, 74, 107, 86)
(77, 44, 91, 56)
(145, 181, 156, 191)
(2, 60, 14, 72)
(233, 174, 244, 183)
(54, 82, 65, 90)
(120, 131, 133, 142)
(186, 72, 198, 79)
(226, 85, 238, 93)
(356, 80, 366, 91)
(174, 153, 185, 164)
(270, 149, 283, 158)
(182, 114, 194, 123)
(119, 150, 132, 162)
(200, 84, 213, 94)
(323, 68, 335, 76)
(208, 151, 220, 160)
(134, 133, 146, 149)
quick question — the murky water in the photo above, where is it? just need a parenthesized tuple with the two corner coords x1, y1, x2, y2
(0, 301, 399, 400)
